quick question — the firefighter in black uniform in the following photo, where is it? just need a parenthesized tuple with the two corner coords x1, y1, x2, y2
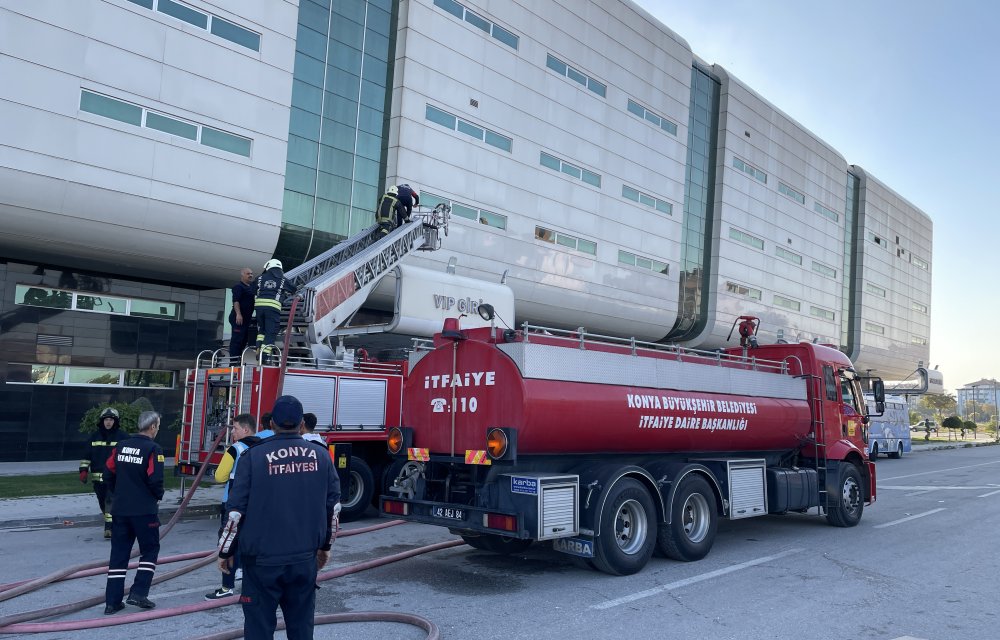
(375, 185, 404, 236)
(254, 259, 296, 364)
(80, 407, 125, 539)
(218, 395, 340, 640)
(103, 411, 165, 615)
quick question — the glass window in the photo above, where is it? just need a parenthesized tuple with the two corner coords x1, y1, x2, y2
(810, 306, 835, 321)
(144, 112, 197, 140)
(76, 294, 128, 314)
(655, 200, 672, 215)
(457, 120, 484, 140)
(32, 365, 67, 385)
(814, 202, 839, 222)
(644, 111, 661, 127)
(464, 9, 490, 32)
(546, 54, 567, 75)
(421, 192, 447, 210)
(865, 322, 885, 335)
(588, 78, 606, 97)
(15, 285, 72, 309)
(68, 368, 121, 386)
(773, 295, 801, 311)
(433, 0, 464, 19)
(660, 119, 678, 135)
(638, 193, 655, 208)
(618, 250, 635, 266)
(912, 301, 928, 313)
(561, 163, 581, 179)
(130, 299, 182, 320)
(652, 260, 669, 274)
(210, 16, 261, 51)
(730, 228, 764, 250)
(201, 127, 252, 157)
(627, 100, 644, 118)
(451, 203, 478, 220)
(80, 91, 142, 126)
(479, 210, 507, 229)
(535, 226, 555, 242)
(556, 234, 577, 249)
(866, 282, 886, 297)
(540, 152, 560, 171)
(125, 370, 174, 388)
(779, 183, 806, 205)
(577, 239, 596, 255)
(581, 170, 601, 187)
(491, 25, 518, 49)
(622, 185, 640, 202)
(811, 262, 836, 279)
(425, 104, 456, 129)
(775, 246, 802, 265)
(126, 0, 154, 8)
(484, 130, 512, 152)
(566, 67, 587, 86)
(157, 0, 208, 28)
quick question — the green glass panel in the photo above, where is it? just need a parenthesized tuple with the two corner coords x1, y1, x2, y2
(282, 190, 315, 227)
(68, 368, 121, 385)
(285, 161, 317, 195)
(296, 24, 327, 60)
(655, 200, 672, 215)
(364, 28, 390, 61)
(457, 120, 484, 140)
(577, 239, 596, 255)
(15, 284, 71, 309)
(492, 25, 518, 49)
(294, 52, 326, 88)
(125, 370, 174, 388)
(126, 0, 154, 9)
(211, 16, 260, 51)
(434, 0, 463, 19)
(479, 210, 506, 229)
(316, 171, 352, 201)
(80, 91, 142, 126)
(292, 79, 323, 115)
(31, 365, 66, 384)
(540, 152, 560, 170)
(300, 0, 330, 36)
(77, 294, 128, 314)
(581, 170, 600, 187)
(546, 54, 566, 75)
(588, 79, 606, 97)
(357, 105, 384, 135)
(485, 130, 512, 152)
(130, 299, 182, 320)
(421, 193, 447, 210)
(201, 127, 251, 157)
(566, 67, 587, 86)
(639, 194, 655, 208)
(145, 112, 197, 140)
(426, 105, 456, 129)
(660, 119, 677, 135)
(618, 250, 635, 266)
(561, 163, 581, 179)
(627, 100, 644, 118)
(452, 203, 477, 220)
(556, 234, 576, 249)
(464, 10, 490, 32)
(331, 15, 364, 49)
(622, 186, 640, 202)
(157, 0, 207, 28)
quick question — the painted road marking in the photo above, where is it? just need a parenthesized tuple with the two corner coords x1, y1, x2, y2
(590, 548, 803, 610)
(978, 489, 1000, 498)
(873, 508, 946, 529)
(880, 458, 1000, 482)
(880, 485, 999, 491)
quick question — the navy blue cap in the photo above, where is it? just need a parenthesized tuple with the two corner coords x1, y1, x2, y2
(271, 395, 304, 428)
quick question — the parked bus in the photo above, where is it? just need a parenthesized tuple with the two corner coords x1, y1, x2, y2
(867, 394, 911, 459)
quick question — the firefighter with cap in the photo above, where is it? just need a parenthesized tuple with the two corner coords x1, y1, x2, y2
(395, 183, 420, 227)
(80, 407, 125, 539)
(254, 259, 296, 364)
(218, 395, 341, 640)
(375, 185, 405, 236)
(103, 410, 164, 615)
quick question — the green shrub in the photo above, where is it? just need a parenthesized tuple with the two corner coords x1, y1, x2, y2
(78, 398, 156, 434)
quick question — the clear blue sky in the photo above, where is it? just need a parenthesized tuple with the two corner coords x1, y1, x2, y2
(639, 0, 999, 394)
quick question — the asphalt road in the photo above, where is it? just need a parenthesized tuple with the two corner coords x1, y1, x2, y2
(2, 446, 999, 639)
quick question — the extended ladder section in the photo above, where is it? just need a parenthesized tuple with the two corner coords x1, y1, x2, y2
(280, 205, 449, 359)
(807, 375, 828, 514)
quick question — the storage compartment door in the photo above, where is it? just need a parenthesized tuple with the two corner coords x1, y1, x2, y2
(336, 378, 387, 428)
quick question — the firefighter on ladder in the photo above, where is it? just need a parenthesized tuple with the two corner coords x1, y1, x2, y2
(375, 186, 405, 236)
(254, 259, 296, 364)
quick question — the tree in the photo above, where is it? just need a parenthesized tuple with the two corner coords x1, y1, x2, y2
(78, 398, 156, 434)
(920, 394, 957, 422)
(942, 415, 965, 440)
(962, 420, 977, 438)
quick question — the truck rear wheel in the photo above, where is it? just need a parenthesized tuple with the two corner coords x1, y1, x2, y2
(658, 474, 717, 562)
(889, 442, 903, 459)
(462, 534, 532, 554)
(592, 478, 656, 576)
(339, 457, 374, 522)
(826, 463, 863, 527)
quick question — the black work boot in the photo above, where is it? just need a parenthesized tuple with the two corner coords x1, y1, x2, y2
(104, 602, 125, 615)
(126, 595, 156, 609)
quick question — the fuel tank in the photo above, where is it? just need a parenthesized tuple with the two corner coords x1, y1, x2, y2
(403, 327, 829, 456)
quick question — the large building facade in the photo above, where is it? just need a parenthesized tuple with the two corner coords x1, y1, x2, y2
(0, 0, 932, 461)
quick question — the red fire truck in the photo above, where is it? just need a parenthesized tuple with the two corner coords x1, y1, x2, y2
(381, 314, 885, 575)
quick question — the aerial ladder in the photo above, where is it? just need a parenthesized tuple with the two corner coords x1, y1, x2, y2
(275, 204, 450, 363)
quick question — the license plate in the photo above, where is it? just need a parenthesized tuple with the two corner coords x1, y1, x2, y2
(431, 506, 465, 521)
(552, 537, 594, 558)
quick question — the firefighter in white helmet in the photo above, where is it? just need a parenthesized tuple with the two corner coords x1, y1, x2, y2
(253, 259, 296, 363)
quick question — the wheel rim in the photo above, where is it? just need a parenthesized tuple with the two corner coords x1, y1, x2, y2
(897, 443, 903, 456)
(841, 475, 861, 515)
(681, 492, 711, 543)
(614, 498, 648, 555)
(342, 470, 363, 508)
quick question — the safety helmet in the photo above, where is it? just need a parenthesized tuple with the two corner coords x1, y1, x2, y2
(387, 185, 398, 196)
(263, 259, 283, 271)
(100, 407, 120, 419)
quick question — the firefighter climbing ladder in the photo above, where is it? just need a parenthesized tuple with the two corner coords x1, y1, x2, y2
(278, 204, 450, 360)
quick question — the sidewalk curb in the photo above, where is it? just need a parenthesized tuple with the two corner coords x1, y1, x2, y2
(910, 440, 999, 452)
(0, 502, 219, 530)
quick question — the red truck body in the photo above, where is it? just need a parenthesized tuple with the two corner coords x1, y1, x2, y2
(382, 323, 881, 575)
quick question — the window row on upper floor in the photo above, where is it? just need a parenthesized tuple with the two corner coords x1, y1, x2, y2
(866, 232, 929, 270)
(80, 90, 252, 157)
(125, 0, 260, 51)
(732, 156, 849, 228)
(432, 0, 519, 49)
(725, 281, 836, 322)
(15, 284, 184, 320)
(729, 227, 838, 280)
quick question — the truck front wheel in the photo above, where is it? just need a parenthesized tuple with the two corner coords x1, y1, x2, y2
(592, 478, 656, 576)
(826, 463, 863, 527)
(339, 457, 375, 522)
(658, 474, 717, 561)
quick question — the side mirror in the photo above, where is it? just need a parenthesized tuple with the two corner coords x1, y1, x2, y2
(872, 379, 885, 404)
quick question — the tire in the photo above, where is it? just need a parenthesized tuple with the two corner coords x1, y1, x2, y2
(889, 442, 903, 459)
(339, 457, 375, 522)
(591, 478, 656, 576)
(870, 442, 878, 459)
(657, 474, 718, 562)
(465, 534, 532, 554)
(826, 463, 864, 527)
